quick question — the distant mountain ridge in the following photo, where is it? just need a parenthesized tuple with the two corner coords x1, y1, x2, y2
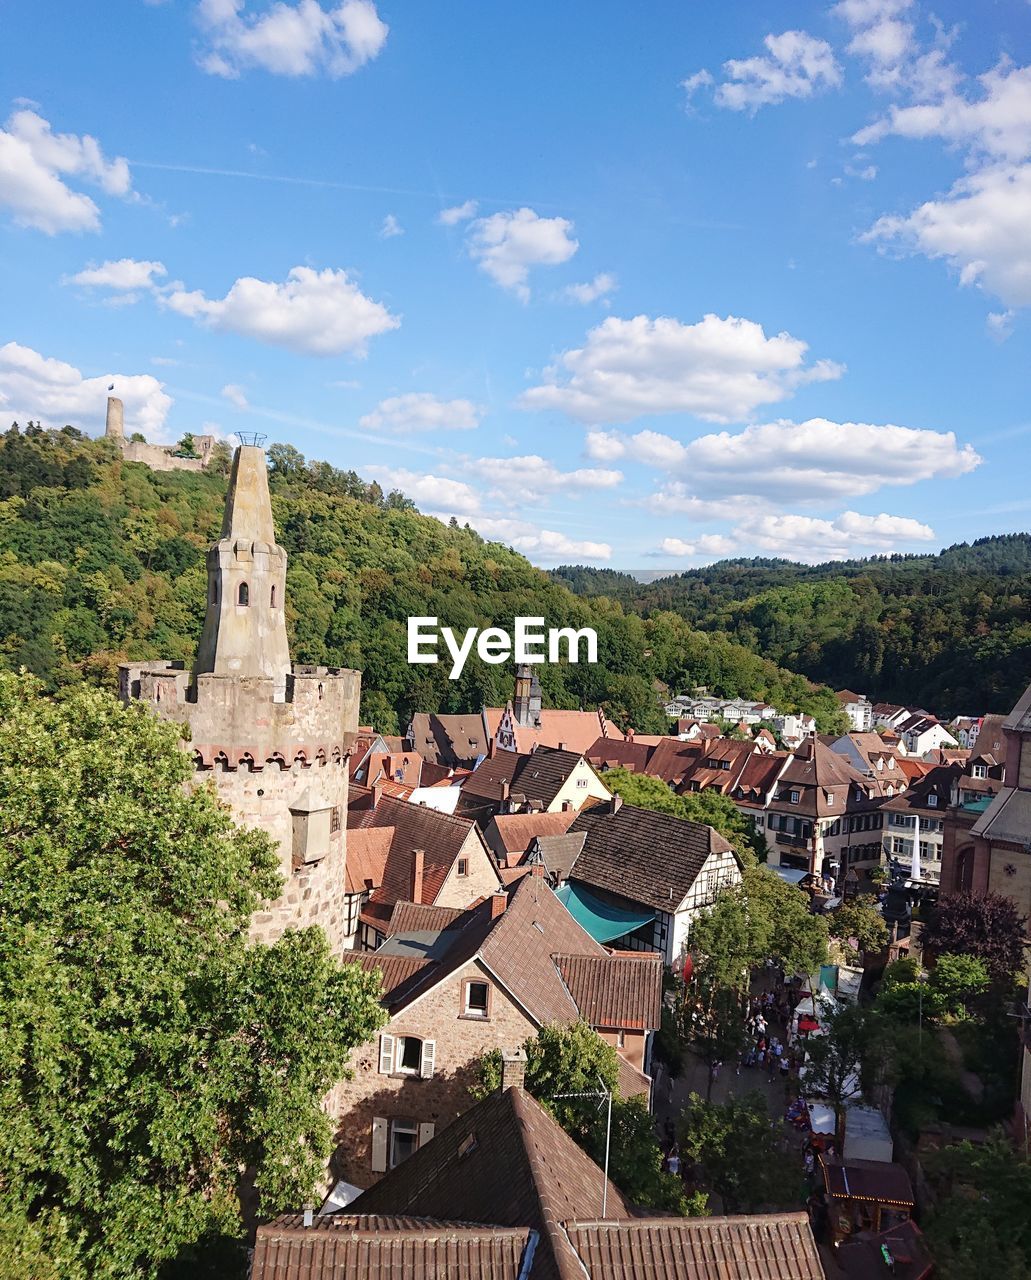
(551, 534, 1031, 714)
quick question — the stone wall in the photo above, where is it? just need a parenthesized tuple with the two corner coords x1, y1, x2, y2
(328, 957, 537, 1189)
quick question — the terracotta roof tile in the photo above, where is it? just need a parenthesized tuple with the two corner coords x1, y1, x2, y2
(346, 1086, 633, 1280)
(409, 712, 490, 768)
(338, 952, 436, 1011)
(511, 709, 624, 756)
(250, 1215, 532, 1280)
(562, 1213, 824, 1279)
(386, 901, 466, 937)
(344, 827, 392, 894)
(553, 952, 662, 1030)
(486, 810, 578, 858)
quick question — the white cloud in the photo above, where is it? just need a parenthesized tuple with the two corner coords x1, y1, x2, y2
(195, 0, 388, 78)
(560, 272, 617, 304)
(466, 207, 578, 300)
(359, 392, 483, 433)
(0, 108, 132, 234)
(833, 0, 917, 90)
(66, 258, 167, 290)
(430, 512, 612, 562)
(379, 212, 403, 238)
(853, 61, 1031, 162)
(734, 509, 935, 560)
(520, 313, 843, 425)
(862, 163, 1031, 307)
(466, 453, 622, 495)
(654, 534, 737, 559)
(659, 537, 696, 557)
(0, 341, 171, 436)
(672, 416, 980, 498)
(645, 484, 752, 522)
(438, 199, 478, 226)
(364, 466, 482, 515)
(221, 382, 248, 408)
(163, 265, 400, 355)
(986, 309, 1015, 341)
(695, 31, 842, 112)
(681, 69, 714, 101)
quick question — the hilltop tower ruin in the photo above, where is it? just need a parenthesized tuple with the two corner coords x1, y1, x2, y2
(120, 437, 361, 954)
(105, 393, 216, 472)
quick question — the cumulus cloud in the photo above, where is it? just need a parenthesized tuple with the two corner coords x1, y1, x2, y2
(644, 484, 754, 522)
(466, 207, 579, 300)
(834, 0, 916, 90)
(0, 341, 171, 436)
(853, 60, 1031, 162)
(687, 31, 842, 113)
(379, 212, 403, 238)
(359, 392, 483, 433)
(862, 163, 1031, 308)
(659, 537, 697, 557)
(221, 382, 248, 408)
(0, 108, 132, 234)
(195, 0, 388, 78)
(655, 534, 736, 559)
(437, 199, 477, 226)
(449, 515, 611, 562)
(520, 313, 843, 425)
(465, 453, 622, 496)
(163, 265, 400, 355)
(66, 258, 167, 291)
(363, 466, 482, 515)
(560, 273, 617, 304)
(734, 510, 935, 560)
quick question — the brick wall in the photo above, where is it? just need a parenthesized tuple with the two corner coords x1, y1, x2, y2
(328, 957, 537, 1189)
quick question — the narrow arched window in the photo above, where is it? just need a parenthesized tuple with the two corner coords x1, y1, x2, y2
(210, 581, 218, 604)
(238, 582, 249, 606)
(270, 584, 277, 608)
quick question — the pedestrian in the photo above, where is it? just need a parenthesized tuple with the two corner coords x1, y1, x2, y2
(667, 1145, 681, 1177)
(779, 1052, 791, 1081)
(767, 1052, 777, 1082)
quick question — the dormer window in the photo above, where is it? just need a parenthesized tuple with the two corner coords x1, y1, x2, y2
(972, 765, 987, 780)
(238, 582, 249, 606)
(789, 790, 800, 804)
(888, 758, 895, 769)
(927, 793, 938, 808)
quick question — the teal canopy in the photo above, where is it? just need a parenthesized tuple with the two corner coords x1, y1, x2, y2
(555, 882, 655, 945)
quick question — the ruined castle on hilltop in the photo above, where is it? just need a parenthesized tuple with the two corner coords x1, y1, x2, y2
(119, 438, 363, 954)
(105, 394, 217, 473)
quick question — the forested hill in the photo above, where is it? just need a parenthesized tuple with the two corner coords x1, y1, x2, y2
(0, 424, 847, 734)
(551, 537, 1031, 715)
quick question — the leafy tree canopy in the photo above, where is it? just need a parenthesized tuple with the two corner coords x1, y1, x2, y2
(473, 1023, 698, 1215)
(678, 1092, 802, 1213)
(827, 895, 888, 961)
(0, 672, 386, 1279)
(922, 892, 1027, 988)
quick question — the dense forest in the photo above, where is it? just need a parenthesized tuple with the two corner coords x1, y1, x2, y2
(552, 538, 1031, 715)
(0, 424, 847, 734)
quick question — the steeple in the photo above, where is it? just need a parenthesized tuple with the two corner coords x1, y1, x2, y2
(193, 441, 291, 686)
(512, 662, 542, 728)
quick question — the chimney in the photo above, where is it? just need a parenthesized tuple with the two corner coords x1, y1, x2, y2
(626, 728, 634, 743)
(561, 799, 573, 812)
(501, 779, 510, 803)
(611, 793, 623, 814)
(302, 1203, 314, 1228)
(500, 1047, 527, 1091)
(105, 395, 125, 440)
(411, 848, 425, 903)
(371, 778, 384, 809)
(490, 889, 508, 919)
(558, 741, 568, 751)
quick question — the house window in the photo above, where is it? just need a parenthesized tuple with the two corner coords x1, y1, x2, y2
(464, 980, 490, 1018)
(926, 794, 937, 808)
(389, 1119, 419, 1168)
(577, 777, 589, 788)
(378, 1033, 436, 1079)
(371, 1118, 435, 1173)
(457, 857, 469, 878)
(971, 765, 987, 780)
(238, 582, 249, 606)
(616, 1030, 626, 1049)
(789, 790, 800, 804)
(826, 792, 834, 805)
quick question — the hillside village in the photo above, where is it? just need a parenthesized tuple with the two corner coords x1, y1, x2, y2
(24, 432, 1027, 1279)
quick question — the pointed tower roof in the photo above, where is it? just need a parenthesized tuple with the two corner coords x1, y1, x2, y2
(219, 444, 278, 546)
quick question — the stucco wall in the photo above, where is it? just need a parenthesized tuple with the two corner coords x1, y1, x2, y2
(548, 760, 611, 813)
(433, 830, 503, 907)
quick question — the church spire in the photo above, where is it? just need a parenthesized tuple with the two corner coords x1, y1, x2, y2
(193, 442, 291, 686)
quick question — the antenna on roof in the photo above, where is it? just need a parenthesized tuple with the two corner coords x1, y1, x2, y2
(553, 1077, 614, 1218)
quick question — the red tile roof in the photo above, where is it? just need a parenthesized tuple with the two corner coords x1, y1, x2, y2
(509, 708, 624, 756)
(553, 952, 662, 1030)
(251, 1215, 533, 1280)
(562, 1214, 824, 1279)
(386, 900, 466, 937)
(486, 809, 578, 858)
(344, 828, 391, 894)
(338, 952, 434, 1008)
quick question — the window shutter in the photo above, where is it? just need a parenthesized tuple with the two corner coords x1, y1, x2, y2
(418, 1122, 435, 1149)
(371, 1117, 388, 1173)
(379, 1034, 395, 1074)
(420, 1039, 436, 1079)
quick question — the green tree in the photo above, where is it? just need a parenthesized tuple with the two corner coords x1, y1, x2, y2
(922, 892, 1027, 989)
(473, 1023, 695, 1214)
(175, 432, 198, 458)
(928, 953, 990, 1017)
(0, 673, 386, 1279)
(924, 1137, 1031, 1280)
(828, 895, 888, 961)
(801, 1006, 887, 1141)
(679, 1092, 802, 1212)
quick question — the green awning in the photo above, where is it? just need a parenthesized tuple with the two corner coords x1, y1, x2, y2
(555, 882, 655, 945)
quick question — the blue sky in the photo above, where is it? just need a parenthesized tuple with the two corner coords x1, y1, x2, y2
(1, 0, 1029, 568)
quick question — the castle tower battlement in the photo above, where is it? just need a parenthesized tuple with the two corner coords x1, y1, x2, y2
(120, 441, 362, 954)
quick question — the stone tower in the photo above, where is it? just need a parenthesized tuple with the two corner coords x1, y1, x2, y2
(512, 662, 542, 728)
(120, 438, 362, 955)
(105, 395, 125, 441)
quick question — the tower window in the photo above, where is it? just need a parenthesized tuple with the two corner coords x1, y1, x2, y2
(210, 581, 218, 604)
(270, 584, 277, 608)
(238, 583, 249, 606)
